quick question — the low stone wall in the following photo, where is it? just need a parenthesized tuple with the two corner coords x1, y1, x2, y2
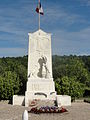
(56, 95, 71, 107)
(13, 95, 25, 106)
(13, 94, 71, 107)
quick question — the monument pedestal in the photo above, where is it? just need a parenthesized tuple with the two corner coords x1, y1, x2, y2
(25, 78, 56, 107)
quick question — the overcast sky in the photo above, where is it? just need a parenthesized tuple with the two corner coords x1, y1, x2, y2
(0, 0, 90, 57)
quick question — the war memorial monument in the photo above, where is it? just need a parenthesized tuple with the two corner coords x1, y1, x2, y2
(13, 0, 71, 107)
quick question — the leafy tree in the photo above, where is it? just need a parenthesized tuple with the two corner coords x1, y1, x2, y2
(0, 76, 4, 99)
(0, 55, 90, 100)
(0, 71, 20, 100)
(55, 76, 85, 101)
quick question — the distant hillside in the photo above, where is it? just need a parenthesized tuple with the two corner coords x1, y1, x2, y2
(0, 55, 90, 100)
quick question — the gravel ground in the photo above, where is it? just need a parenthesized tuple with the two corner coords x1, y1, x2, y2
(0, 101, 90, 120)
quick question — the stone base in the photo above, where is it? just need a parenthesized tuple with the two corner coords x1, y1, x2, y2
(13, 78, 71, 107)
(25, 78, 56, 107)
(13, 95, 71, 107)
(27, 78, 55, 91)
(56, 95, 71, 107)
(25, 91, 56, 107)
(13, 95, 25, 106)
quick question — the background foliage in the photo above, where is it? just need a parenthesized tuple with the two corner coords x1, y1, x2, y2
(0, 55, 90, 100)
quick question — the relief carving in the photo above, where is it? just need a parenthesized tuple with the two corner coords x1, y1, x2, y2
(38, 55, 51, 78)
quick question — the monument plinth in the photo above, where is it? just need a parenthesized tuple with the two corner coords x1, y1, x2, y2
(25, 29, 56, 107)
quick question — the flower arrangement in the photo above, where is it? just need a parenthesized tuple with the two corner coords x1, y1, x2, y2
(29, 106, 68, 114)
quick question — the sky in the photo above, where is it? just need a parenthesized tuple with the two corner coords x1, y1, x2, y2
(0, 0, 90, 57)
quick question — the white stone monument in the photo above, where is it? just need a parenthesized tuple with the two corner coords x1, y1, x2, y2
(25, 29, 56, 107)
(13, 1, 71, 107)
(13, 29, 71, 107)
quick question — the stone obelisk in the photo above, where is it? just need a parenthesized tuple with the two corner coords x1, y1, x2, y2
(25, 29, 56, 107)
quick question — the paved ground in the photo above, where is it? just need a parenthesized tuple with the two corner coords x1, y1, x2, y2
(0, 101, 90, 120)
